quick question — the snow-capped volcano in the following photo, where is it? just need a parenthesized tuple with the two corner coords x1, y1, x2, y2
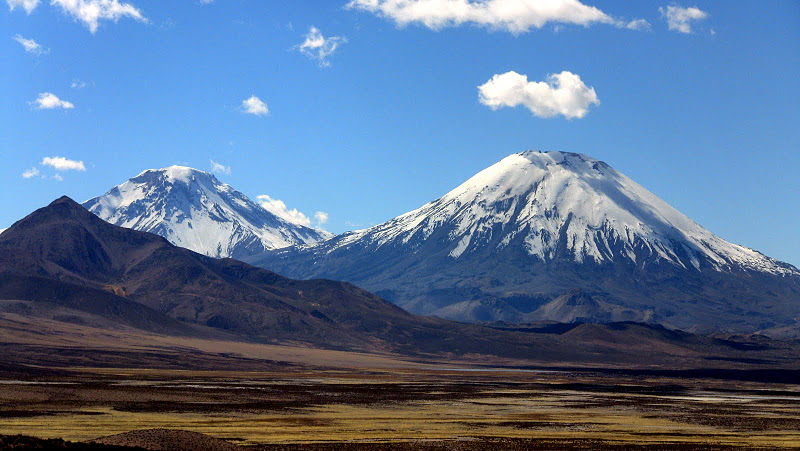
(84, 166, 331, 259)
(251, 151, 800, 332)
(331, 151, 794, 275)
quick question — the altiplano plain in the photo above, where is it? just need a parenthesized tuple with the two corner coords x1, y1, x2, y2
(1, 366, 800, 449)
(2, 310, 800, 449)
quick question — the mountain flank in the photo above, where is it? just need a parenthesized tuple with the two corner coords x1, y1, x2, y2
(2, 196, 798, 368)
(249, 151, 800, 333)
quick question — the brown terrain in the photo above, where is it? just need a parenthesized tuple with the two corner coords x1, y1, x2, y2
(1, 197, 800, 449)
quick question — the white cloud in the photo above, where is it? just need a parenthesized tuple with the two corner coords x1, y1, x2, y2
(241, 95, 269, 116)
(345, 0, 650, 33)
(41, 156, 86, 171)
(22, 157, 86, 181)
(13, 35, 49, 55)
(660, 5, 707, 34)
(297, 26, 346, 67)
(6, 0, 39, 14)
(313, 211, 329, 228)
(21, 167, 40, 178)
(50, 0, 148, 33)
(32, 92, 74, 109)
(478, 70, 599, 119)
(0, 228, 6, 235)
(257, 194, 312, 227)
(625, 18, 650, 31)
(71, 80, 88, 89)
(210, 159, 231, 175)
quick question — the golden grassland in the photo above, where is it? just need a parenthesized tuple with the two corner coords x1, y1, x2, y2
(1, 367, 799, 448)
(2, 313, 800, 448)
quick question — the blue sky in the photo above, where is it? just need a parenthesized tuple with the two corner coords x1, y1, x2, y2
(2, 0, 799, 265)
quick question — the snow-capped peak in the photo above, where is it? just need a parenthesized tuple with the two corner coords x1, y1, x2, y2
(84, 166, 332, 259)
(161, 165, 196, 184)
(328, 151, 797, 276)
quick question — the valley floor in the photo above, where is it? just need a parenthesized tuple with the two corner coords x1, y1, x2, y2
(1, 366, 799, 449)
(2, 313, 800, 449)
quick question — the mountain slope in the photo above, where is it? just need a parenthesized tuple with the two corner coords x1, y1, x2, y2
(250, 151, 800, 332)
(83, 166, 331, 259)
(2, 196, 799, 369)
(0, 196, 414, 351)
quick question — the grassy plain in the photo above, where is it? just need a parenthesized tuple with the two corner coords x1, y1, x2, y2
(1, 366, 799, 449)
(2, 313, 800, 449)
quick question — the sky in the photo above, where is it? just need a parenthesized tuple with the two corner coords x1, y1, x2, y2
(2, 0, 799, 266)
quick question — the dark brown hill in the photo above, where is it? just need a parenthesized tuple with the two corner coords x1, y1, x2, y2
(94, 429, 237, 450)
(0, 197, 424, 351)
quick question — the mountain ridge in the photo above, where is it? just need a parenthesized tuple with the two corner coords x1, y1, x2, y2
(0, 196, 433, 351)
(2, 196, 799, 368)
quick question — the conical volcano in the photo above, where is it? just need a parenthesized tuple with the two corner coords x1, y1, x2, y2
(250, 151, 800, 332)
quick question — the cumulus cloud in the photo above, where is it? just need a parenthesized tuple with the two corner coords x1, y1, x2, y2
(71, 80, 88, 89)
(50, 0, 148, 33)
(32, 92, 74, 109)
(13, 35, 49, 55)
(210, 159, 231, 175)
(478, 70, 599, 119)
(660, 5, 707, 34)
(41, 156, 86, 171)
(22, 157, 85, 180)
(21, 167, 40, 178)
(241, 95, 268, 116)
(0, 228, 6, 235)
(257, 196, 330, 230)
(313, 211, 329, 228)
(6, 0, 39, 13)
(345, 0, 650, 33)
(257, 194, 313, 227)
(297, 26, 346, 67)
